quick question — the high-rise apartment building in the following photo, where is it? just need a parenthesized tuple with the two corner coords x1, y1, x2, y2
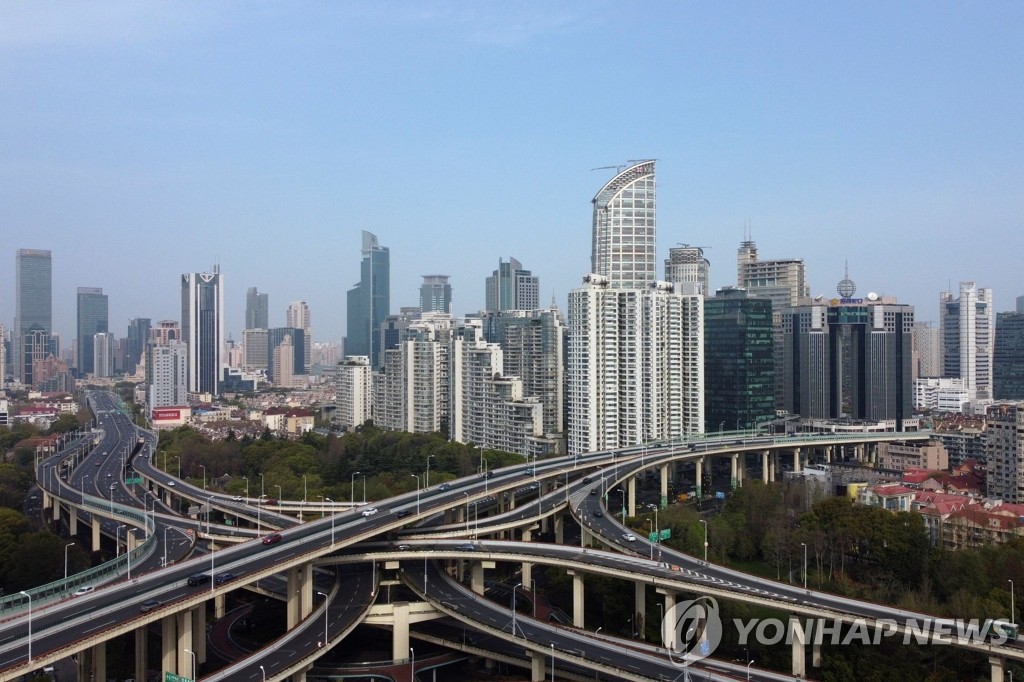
(242, 328, 269, 371)
(994, 311, 1024, 400)
(419, 275, 452, 315)
(374, 316, 453, 434)
(346, 231, 390, 368)
(912, 321, 942, 379)
(126, 318, 151, 376)
(940, 282, 993, 401)
(286, 301, 312, 373)
(272, 334, 295, 387)
(666, 245, 711, 296)
(986, 403, 1024, 503)
(736, 240, 808, 312)
(780, 296, 914, 428)
(481, 308, 564, 437)
(246, 287, 269, 330)
(591, 160, 657, 289)
(267, 327, 305, 382)
(485, 258, 539, 312)
(76, 287, 108, 376)
(334, 355, 373, 431)
(704, 288, 774, 432)
(181, 267, 224, 396)
(15, 249, 52, 382)
(92, 332, 114, 378)
(0, 325, 6, 385)
(149, 341, 188, 414)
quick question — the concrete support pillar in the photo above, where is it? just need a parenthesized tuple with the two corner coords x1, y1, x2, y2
(522, 527, 533, 587)
(91, 641, 106, 682)
(989, 656, 1005, 682)
(508, 490, 516, 510)
(567, 570, 584, 628)
(165, 487, 173, 506)
(812, 640, 822, 668)
(161, 614, 176, 674)
(659, 464, 669, 509)
(299, 561, 314, 619)
(769, 453, 778, 482)
(52, 497, 61, 522)
(695, 456, 705, 499)
(287, 566, 302, 628)
(471, 562, 485, 595)
(762, 451, 769, 483)
(77, 651, 89, 682)
(193, 605, 207, 663)
(69, 506, 78, 536)
(530, 650, 545, 682)
(392, 602, 410, 663)
(135, 627, 148, 682)
(554, 513, 564, 545)
(92, 517, 101, 553)
(214, 592, 226, 618)
(825, 445, 833, 463)
(789, 616, 806, 677)
(793, 448, 802, 473)
(127, 530, 139, 552)
(634, 581, 646, 640)
(662, 590, 676, 613)
(176, 609, 194, 679)
(730, 454, 738, 489)
(581, 526, 593, 547)
(737, 454, 745, 487)
(627, 477, 636, 518)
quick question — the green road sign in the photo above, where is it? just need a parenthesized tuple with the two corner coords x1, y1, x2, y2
(648, 529, 672, 542)
(125, 477, 143, 485)
(164, 673, 192, 682)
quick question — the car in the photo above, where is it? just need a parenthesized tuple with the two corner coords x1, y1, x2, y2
(437, 483, 452, 491)
(187, 573, 211, 586)
(95, 461, 101, 466)
(262, 532, 283, 545)
(396, 544, 412, 551)
(481, 470, 494, 479)
(455, 543, 477, 551)
(396, 510, 412, 518)
(73, 585, 95, 596)
(106, 472, 111, 477)
(524, 467, 535, 475)
(168, 481, 175, 486)
(582, 477, 592, 483)
(232, 496, 242, 502)
(590, 489, 598, 496)
(214, 572, 237, 585)
(622, 533, 637, 542)
(140, 599, 162, 613)
(361, 507, 379, 517)
(593, 510, 604, 518)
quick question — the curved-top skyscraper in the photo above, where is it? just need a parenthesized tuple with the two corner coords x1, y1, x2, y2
(590, 160, 656, 289)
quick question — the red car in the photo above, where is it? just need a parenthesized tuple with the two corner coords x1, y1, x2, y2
(262, 532, 283, 545)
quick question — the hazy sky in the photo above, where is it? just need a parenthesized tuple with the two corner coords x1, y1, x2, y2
(3, 2, 1022, 343)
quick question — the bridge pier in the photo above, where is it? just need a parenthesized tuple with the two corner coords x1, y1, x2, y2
(176, 608, 195, 678)
(627, 477, 636, 518)
(825, 445, 833, 463)
(471, 562, 485, 595)
(567, 570, 584, 627)
(789, 616, 806, 677)
(660, 464, 669, 509)
(530, 650, 545, 681)
(194, 605, 207, 663)
(215, 592, 226, 618)
(812, 639, 822, 667)
(635, 582, 646, 640)
(730, 454, 738, 489)
(91, 641, 106, 682)
(69, 504, 78, 536)
(52, 496, 61, 523)
(793, 448, 803, 474)
(522, 529, 533, 588)
(91, 517, 101, 553)
(286, 562, 315, 628)
(762, 451, 769, 483)
(392, 601, 410, 663)
(990, 656, 1005, 682)
(161, 614, 176, 674)
(695, 456, 704, 499)
(76, 648, 89, 681)
(554, 513, 564, 544)
(135, 627, 148, 682)
(769, 453, 777, 482)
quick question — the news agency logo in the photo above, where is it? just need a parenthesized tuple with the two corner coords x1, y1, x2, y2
(661, 598, 1016, 666)
(662, 596, 724, 665)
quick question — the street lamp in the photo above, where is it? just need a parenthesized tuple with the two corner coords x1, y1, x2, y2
(619, 489, 626, 521)
(317, 590, 329, 645)
(257, 494, 267, 533)
(747, 659, 754, 680)
(259, 472, 265, 498)
(275, 484, 282, 501)
(463, 493, 470, 534)
(351, 471, 361, 504)
(1011, 579, 1016, 625)
(411, 474, 421, 513)
(64, 542, 75, 580)
(512, 582, 523, 637)
(185, 647, 197, 681)
(174, 455, 180, 479)
(127, 528, 137, 580)
(20, 591, 32, 663)
(550, 643, 555, 682)
(426, 454, 435, 488)
(242, 475, 249, 500)
(200, 464, 207, 490)
(699, 519, 708, 563)
(326, 497, 335, 543)
(207, 495, 215, 533)
(303, 474, 307, 503)
(259, 665, 265, 682)
(410, 646, 415, 677)
(801, 542, 808, 590)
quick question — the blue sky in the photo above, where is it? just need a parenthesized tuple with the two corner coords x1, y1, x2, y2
(2, 2, 1022, 343)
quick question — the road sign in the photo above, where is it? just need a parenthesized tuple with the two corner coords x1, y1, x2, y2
(647, 528, 672, 543)
(125, 477, 143, 485)
(164, 673, 192, 682)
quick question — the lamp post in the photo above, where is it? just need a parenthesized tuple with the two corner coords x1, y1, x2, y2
(127, 528, 137, 580)
(1011, 579, 1016, 625)
(174, 456, 180, 479)
(200, 464, 207, 490)
(512, 582, 523, 637)
(463, 493, 470, 534)
(699, 519, 708, 563)
(619, 489, 626, 521)
(20, 591, 32, 663)
(259, 472, 265, 498)
(801, 542, 808, 590)
(242, 475, 249, 501)
(362, 475, 367, 503)
(275, 484, 282, 502)
(259, 665, 265, 682)
(410, 647, 415, 677)
(351, 471, 361, 504)
(317, 590, 329, 645)
(747, 659, 754, 680)
(257, 494, 267, 533)
(185, 647, 197, 681)
(426, 454, 435, 488)
(326, 497, 335, 543)
(207, 495, 215, 533)
(411, 474, 420, 513)
(64, 542, 75, 580)
(303, 474, 307, 503)
(648, 520, 655, 560)
(550, 643, 555, 682)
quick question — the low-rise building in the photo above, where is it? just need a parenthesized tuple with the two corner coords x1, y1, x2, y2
(877, 439, 948, 470)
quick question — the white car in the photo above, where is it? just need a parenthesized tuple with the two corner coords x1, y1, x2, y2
(74, 585, 95, 596)
(361, 507, 379, 517)
(622, 533, 637, 542)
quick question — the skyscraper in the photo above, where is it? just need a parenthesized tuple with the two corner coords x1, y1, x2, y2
(286, 301, 312, 373)
(780, 294, 914, 428)
(346, 231, 390, 368)
(246, 287, 269, 330)
(126, 318, 151, 376)
(92, 332, 114, 378)
(267, 327, 305, 382)
(993, 311, 1024, 400)
(591, 160, 657, 289)
(986, 403, 1024, 503)
(735, 240, 808, 312)
(912, 321, 942, 379)
(76, 287, 108, 376)
(485, 257, 539, 312)
(666, 245, 712, 296)
(940, 282, 993, 401)
(334, 356, 372, 431)
(419, 275, 452, 314)
(15, 249, 52, 382)
(149, 341, 188, 413)
(181, 267, 224, 395)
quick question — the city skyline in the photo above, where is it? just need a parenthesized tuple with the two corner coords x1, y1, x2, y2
(2, 3, 1022, 341)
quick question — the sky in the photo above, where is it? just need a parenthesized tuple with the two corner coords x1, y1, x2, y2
(2, 1, 1022, 344)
